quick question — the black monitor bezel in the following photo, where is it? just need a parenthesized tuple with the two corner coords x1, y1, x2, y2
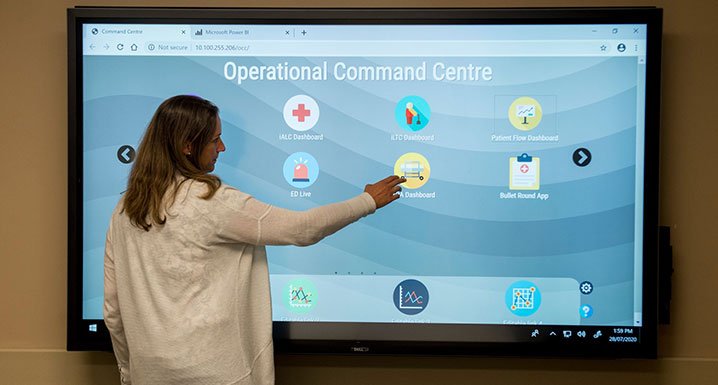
(67, 6, 661, 358)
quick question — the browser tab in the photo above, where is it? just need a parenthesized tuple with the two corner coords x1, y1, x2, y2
(191, 26, 252, 39)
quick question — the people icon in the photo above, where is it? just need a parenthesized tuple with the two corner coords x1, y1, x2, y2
(395, 96, 430, 132)
(405, 102, 418, 125)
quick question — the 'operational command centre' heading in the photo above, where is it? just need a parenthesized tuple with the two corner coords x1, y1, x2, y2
(224, 61, 494, 84)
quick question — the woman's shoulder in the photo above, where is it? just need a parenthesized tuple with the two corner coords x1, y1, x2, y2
(180, 178, 238, 194)
(180, 178, 250, 205)
(213, 183, 254, 208)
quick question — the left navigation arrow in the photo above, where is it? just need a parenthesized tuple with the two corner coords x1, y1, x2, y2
(117, 145, 136, 164)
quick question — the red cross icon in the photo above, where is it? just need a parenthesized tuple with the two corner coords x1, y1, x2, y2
(292, 104, 311, 122)
(520, 164, 529, 173)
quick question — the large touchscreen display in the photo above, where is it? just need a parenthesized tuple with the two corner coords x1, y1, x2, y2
(81, 23, 648, 330)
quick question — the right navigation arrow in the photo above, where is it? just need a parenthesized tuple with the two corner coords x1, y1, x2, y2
(572, 148, 592, 167)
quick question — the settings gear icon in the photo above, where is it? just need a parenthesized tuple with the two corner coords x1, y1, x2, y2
(579, 281, 594, 295)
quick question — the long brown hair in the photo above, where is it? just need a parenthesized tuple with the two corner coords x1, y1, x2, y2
(123, 95, 222, 231)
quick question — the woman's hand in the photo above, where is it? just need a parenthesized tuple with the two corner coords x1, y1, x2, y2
(364, 175, 406, 209)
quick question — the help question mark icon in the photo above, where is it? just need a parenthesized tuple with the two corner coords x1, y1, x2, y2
(580, 305, 593, 318)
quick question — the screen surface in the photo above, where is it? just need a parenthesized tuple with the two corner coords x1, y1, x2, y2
(68, 8, 661, 357)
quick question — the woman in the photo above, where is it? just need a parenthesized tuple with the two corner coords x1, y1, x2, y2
(103, 95, 405, 384)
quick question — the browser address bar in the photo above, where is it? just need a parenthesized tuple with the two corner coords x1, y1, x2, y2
(98, 40, 645, 56)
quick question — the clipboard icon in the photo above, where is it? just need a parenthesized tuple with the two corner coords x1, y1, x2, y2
(509, 153, 540, 190)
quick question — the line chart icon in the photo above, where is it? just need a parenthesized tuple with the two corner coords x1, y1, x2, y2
(393, 279, 430, 315)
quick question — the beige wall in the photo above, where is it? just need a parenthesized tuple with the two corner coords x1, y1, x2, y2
(1, 0, 717, 383)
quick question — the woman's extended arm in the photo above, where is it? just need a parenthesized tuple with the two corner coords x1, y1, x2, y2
(214, 175, 404, 246)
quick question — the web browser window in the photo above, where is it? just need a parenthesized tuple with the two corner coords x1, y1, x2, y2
(81, 22, 648, 337)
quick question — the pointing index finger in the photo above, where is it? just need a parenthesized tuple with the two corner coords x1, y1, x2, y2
(381, 175, 399, 183)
